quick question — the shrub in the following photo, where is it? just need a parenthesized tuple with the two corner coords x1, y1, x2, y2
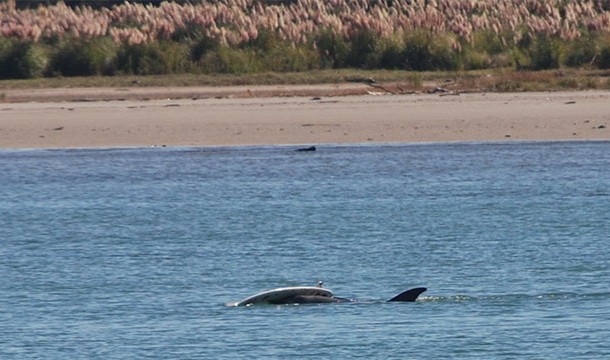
(403, 31, 459, 71)
(377, 38, 405, 69)
(158, 41, 192, 73)
(259, 45, 321, 72)
(50, 37, 118, 76)
(345, 29, 379, 68)
(0, 41, 48, 79)
(597, 45, 610, 69)
(116, 41, 191, 75)
(471, 30, 506, 55)
(315, 28, 350, 68)
(244, 29, 320, 72)
(528, 35, 560, 70)
(461, 30, 512, 69)
(248, 29, 281, 52)
(461, 50, 491, 70)
(510, 47, 531, 70)
(563, 34, 597, 68)
(0, 38, 11, 78)
(198, 47, 262, 74)
(190, 36, 221, 62)
(196, 30, 314, 73)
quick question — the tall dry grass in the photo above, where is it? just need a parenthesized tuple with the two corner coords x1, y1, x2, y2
(2, 0, 610, 78)
(3, 0, 610, 45)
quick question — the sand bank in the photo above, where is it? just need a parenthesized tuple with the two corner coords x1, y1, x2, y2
(1, 87, 608, 149)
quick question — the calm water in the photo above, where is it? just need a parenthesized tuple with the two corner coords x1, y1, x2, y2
(1, 141, 609, 359)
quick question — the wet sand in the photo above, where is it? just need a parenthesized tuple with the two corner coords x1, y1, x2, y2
(1, 87, 608, 149)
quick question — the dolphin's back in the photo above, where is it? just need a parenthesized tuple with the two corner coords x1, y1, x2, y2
(387, 287, 427, 302)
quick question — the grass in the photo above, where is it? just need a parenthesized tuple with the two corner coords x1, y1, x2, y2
(0, 69, 430, 89)
(2, 68, 609, 94)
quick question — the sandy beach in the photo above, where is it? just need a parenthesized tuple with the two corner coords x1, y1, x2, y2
(1, 86, 608, 149)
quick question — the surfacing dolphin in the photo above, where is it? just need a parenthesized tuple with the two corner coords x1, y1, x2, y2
(228, 283, 427, 306)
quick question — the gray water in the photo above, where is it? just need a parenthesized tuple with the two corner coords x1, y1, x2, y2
(1, 141, 609, 359)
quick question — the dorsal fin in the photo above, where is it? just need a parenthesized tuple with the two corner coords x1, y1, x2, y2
(387, 287, 427, 302)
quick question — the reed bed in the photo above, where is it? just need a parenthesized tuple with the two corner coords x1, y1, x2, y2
(2, 0, 610, 78)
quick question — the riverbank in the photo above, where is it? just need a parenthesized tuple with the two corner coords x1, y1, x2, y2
(1, 88, 608, 149)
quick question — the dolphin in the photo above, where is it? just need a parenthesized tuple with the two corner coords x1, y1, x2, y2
(289, 287, 427, 304)
(229, 284, 427, 306)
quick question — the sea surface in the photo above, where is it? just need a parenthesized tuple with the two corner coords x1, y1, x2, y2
(1, 141, 609, 359)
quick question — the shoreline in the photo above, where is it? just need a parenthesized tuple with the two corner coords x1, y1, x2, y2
(1, 83, 375, 103)
(1, 87, 609, 149)
(3, 139, 608, 153)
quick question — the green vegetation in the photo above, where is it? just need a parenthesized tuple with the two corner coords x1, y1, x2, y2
(2, 0, 610, 82)
(1, 67, 609, 95)
(2, 31, 610, 80)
